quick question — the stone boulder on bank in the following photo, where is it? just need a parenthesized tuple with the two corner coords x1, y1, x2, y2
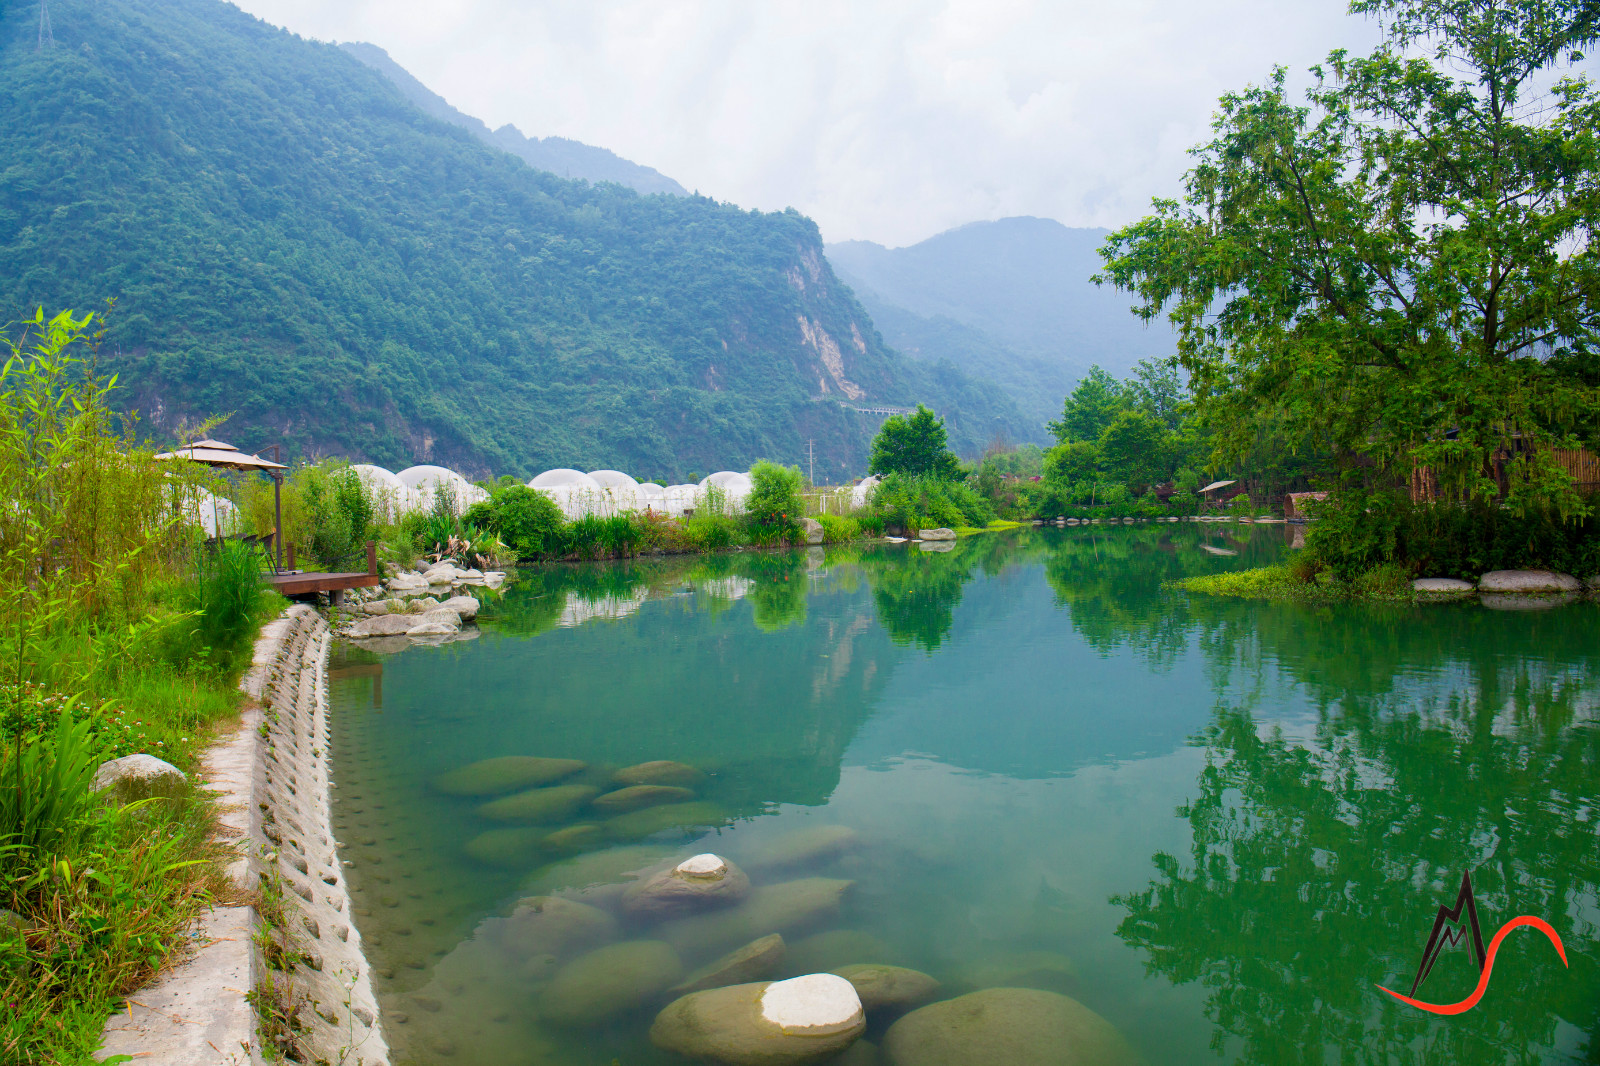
(91, 754, 187, 800)
(440, 595, 481, 619)
(651, 975, 866, 1065)
(1478, 570, 1581, 594)
(1412, 577, 1474, 597)
(802, 518, 825, 545)
(882, 988, 1138, 1066)
(918, 528, 957, 541)
(346, 614, 417, 638)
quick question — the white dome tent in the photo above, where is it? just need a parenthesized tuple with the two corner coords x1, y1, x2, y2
(587, 470, 643, 516)
(350, 464, 408, 523)
(397, 465, 479, 516)
(662, 485, 699, 517)
(850, 476, 880, 511)
(529, 469, 605, 520)
(698, 471, 752, 513)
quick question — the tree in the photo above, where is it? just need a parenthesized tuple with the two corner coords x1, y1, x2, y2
(869, 405, 961, 479)
(1127, 357, 1187, 432)
(1098, 410, 1170, 493)
(1042, 440, 1100, 487)
(746, 460, 804, 534)
(1048, 366, 1126, 443)
(1098, 0, 1600, 515)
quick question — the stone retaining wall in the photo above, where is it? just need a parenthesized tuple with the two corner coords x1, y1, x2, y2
(99, 605, 388, 1066)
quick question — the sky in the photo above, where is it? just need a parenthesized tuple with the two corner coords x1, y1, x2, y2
(229, 0, 1387, 248)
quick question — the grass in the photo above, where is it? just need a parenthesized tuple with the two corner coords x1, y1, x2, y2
(1176, 561, 1416, 603)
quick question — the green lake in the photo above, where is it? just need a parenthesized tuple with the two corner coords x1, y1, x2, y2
(328, 525, 1600, 1065)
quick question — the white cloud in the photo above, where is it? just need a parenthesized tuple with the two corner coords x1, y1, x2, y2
(231, 0, 1387, 246)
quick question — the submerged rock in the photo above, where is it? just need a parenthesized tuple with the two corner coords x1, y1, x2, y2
(672, 934, 787, 995)
(521, 845, 681, 897)
(541, 940, 683, 1027)
(593, 784, 698, 814)
(651, 976, 866, 1065)
(433, 756, 586, 797)
(785, 930, 900, 975)
(543, 824, 604, 852)
(501, 896, 619, 960)
(952, 950, 1078, 994)
(614, 760, 706, 788)
(743, 825, 860, 873)
(92, 754, 187, 801)
(1478, 569, 1581, 593)
(462, 827, 547, 868)
(882, 988, 1137, 1066)
(605, 801, 730, 840)
(621, 853, 751, 919)
(660, 878, 854, 958)
(833, 964, 940, 1011)
(478, 783, 599, 824)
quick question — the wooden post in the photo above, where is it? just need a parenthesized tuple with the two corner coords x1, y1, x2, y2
(273, 472, 283, 572)
(367, 539, 377, 576)
(286, 543, 295, 570)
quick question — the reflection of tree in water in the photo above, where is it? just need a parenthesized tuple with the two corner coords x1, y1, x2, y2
(1114, 605, 1600, 1064)
(1044, 526, 1279, 668)
(859, 538, 1008, 650)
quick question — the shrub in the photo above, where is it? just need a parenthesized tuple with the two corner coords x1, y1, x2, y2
(681, 512, 739, 552)
(816, 514, 861, 543)
(184, 540, 267, 659)
(745, 461, 804, 539)
(492, 486, 564, 558)
(868, 472, 993, 531)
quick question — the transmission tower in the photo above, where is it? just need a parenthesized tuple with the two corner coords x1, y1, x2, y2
(37, 0, 54, 50)
(807, 439, 816, 486)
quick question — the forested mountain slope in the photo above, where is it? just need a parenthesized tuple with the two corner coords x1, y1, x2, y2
(339, 42, 688, 198)
(0, 0, 1027, 478)
(827, 217, 1177, 428)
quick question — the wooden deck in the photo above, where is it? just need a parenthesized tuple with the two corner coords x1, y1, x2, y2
(265, 571, 382, 597)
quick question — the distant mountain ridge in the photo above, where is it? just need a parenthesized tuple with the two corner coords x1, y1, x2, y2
(0, 0, 1029, 478)
(339, 41, 687, 198)
(827, 217, 1178, 429)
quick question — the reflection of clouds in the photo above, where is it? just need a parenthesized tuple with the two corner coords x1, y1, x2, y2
(556, 587, 650, 627)
(695, 576, 755, 602)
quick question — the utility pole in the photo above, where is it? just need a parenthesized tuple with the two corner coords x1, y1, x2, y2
(807, 439, 815, 487)
(37, 0, 54, 50)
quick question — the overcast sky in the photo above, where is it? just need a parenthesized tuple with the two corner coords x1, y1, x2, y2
(231, 0, 1387, 248)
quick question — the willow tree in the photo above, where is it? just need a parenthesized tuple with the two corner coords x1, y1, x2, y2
(1098, 0, 1600, 513)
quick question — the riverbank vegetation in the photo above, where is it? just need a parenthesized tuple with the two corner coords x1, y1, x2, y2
(1, 310, 284, 1065)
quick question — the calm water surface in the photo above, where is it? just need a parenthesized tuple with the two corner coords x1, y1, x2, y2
(328, 525, 1600, 1065)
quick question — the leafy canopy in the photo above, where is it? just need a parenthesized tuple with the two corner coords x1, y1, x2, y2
(869, 405, 962, 479)
(1048, 365, 1125, 444)
(1097, 0, 1600, 514)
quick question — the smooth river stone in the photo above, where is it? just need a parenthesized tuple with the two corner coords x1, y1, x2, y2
(1477, 569, 1582, 593)
(520, 845, 681, 897)
(953, 950, 1078, 994)
(614, 760, 706, 788)
(500, 896, 619, 960)
(832, 964, 941, 1011)
(542, 824, 604, 852)
(477, 784, 599, 824)
(434, 756, 586, 797)
(742, 825, 860, 873)
(671, 934, 787, 995)
(462, 827, 547, 868)
(651, 977, 866, 1066)
(659, 878, 854, 958)
(622, 854, 751, 919)
(882, 988, 1138, 1066)
(785, 930, 901, 976)
(593, 784, 698, 814)
(1412, 577, 1475, 596)
(605, 801, 730, 840)
(540, 940, 683, 1027)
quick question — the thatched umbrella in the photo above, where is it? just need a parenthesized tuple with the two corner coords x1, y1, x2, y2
(155, 439, 289, 570)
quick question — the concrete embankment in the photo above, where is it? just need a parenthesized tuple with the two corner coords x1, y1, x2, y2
(99, 605, 388, 1066)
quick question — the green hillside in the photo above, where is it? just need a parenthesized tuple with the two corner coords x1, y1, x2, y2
(0, 0, 1027, 479)
(827, 217, 1179, 427)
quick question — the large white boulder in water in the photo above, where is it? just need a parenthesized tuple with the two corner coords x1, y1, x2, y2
(651, 975, 865, 1065)
(621, 853, 751, 919)
(1477, 569, 1581, 593)
(882, 988, 1138, 1066)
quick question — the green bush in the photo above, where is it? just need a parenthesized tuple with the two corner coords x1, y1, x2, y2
(492, 486, 565, 558)
(184, 540, 267, 660)
(816, 514, 861, 543)
(745, 461, 804, 539)
(868, 472, 994, 531)
(1307, 490, 1600, 580)
(681, 513, 739, 552)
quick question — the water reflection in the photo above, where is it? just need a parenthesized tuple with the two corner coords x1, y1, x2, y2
(328, 528, 1600, 1065)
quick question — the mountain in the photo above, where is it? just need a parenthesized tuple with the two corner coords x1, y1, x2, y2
(338, 42, 688, 199)
(0, 0, 1029, 478)
(827, 217, 1178, 430)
